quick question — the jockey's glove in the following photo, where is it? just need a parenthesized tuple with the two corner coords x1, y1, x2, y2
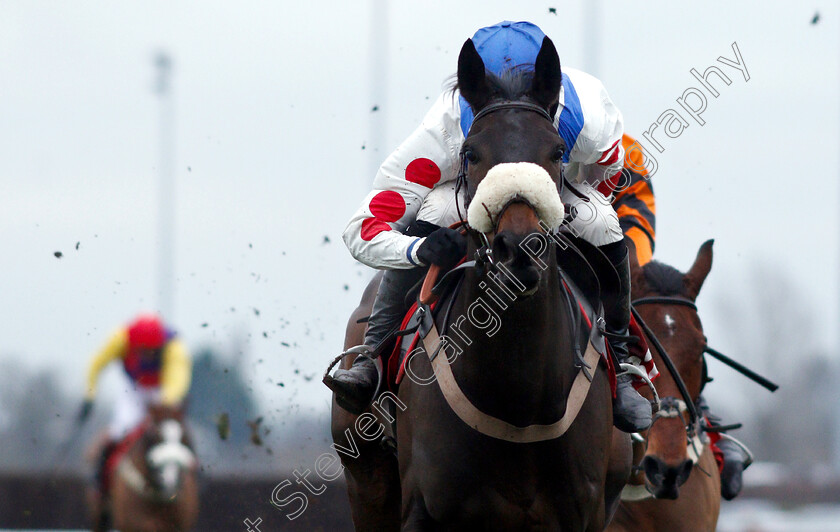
(417, 227, 466, 271)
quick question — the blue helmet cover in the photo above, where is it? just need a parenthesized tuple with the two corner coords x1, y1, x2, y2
(470, 21, 546, 75)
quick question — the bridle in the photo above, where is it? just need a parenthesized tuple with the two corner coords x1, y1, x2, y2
(454, 99, 564, 270)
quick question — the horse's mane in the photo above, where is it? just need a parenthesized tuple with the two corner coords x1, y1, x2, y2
(642, 260, 688, 297)
(448, 65, 536, 101)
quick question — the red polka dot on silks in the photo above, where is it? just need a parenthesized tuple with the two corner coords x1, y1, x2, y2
(405, 158, 441, 188)
(368, 190, 406, 222)
(360, 217, 391, 241)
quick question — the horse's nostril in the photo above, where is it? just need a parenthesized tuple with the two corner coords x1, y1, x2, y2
(491, 233, 513, 262)
(641, 456, 664, 486)
(676, 459, 693, 487)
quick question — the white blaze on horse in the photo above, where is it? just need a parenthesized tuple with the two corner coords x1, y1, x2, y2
(109, 407, 199, 532)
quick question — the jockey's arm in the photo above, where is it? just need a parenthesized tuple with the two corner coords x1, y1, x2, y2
(85, 328, 128, 401)
(602, 133, 657, 265)
(614, 174, 656, 266)
(343, 92, 463, 270)
(562, 70, 625, 187)
(159, 339, 192, 406)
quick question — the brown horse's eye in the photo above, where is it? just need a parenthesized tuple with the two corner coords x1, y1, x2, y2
(551, 147, 565, 163)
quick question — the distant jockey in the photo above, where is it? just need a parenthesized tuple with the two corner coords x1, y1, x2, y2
(78, 314, 191, 512)
(324, 20, 654, 434)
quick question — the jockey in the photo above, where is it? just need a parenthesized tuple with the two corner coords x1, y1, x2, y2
(79, 313, 191, 503)
(612, 133, 753, 499)
(324, 21, 653, 434)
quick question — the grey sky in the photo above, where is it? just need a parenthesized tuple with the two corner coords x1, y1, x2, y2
(1, 1, 837, 425)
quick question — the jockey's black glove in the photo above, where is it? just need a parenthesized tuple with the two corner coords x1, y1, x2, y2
(78, 400, 93, 424)
(417, 227, 466, 271)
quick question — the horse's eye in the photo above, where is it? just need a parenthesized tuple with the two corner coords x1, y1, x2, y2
(464, 149, 478, 164)
(551, 147, 565, 163)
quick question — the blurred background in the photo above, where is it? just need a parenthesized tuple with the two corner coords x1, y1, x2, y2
(1, 1, 838, 530)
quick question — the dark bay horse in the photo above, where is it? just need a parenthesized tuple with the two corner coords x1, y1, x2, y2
(331, 36, 631, 531)
(109, 405, 199, 531)
(607, 240, 720, 532)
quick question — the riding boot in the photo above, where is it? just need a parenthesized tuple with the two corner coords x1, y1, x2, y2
(697, 396, 754, 500)
(95, 440, 117, 496)
(601, 242, 653, 433)
(93, 440, 116, 531)
(324, 267, 425, 415)
(717, 433, 754, 500)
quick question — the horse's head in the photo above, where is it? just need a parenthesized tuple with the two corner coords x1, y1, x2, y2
(143, 405, 195, 499)
(632, 240, 713, 499)
(457, 36, 566, 296)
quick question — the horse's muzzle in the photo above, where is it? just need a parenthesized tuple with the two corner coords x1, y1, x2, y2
(491, 230, 544, 296)
(642, 455, 693, 500)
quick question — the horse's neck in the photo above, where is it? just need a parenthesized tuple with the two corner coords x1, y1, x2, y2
(449, 261, 576, 424)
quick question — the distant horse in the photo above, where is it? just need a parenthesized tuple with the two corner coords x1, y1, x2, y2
(607, 240, 720, 532)
(109, 405, 199, 532)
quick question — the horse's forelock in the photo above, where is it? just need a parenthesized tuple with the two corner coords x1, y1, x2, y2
(451, 66, 537, 106)
(641, 261, 689, 298)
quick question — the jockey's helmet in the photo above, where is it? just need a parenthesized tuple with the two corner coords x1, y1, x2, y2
(471, 21, 547, 76)
(128, 314, 166, 349)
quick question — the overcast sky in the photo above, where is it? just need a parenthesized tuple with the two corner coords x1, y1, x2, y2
(1, 1, 837, 432)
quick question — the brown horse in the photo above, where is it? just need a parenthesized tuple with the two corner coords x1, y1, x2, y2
(108, 405, 199, 532)
(607, 240, 720, 532)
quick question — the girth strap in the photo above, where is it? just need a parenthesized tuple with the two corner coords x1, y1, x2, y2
(421, 321, 602, 443)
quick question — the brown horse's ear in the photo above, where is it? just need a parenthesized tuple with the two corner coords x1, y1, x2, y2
(684, 239, 714, 300)
(458, 39, 491, 112)
(530, 36, 562, 118)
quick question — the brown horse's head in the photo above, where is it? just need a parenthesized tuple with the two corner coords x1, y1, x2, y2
(457, 36, 566, 296)
(141, 405, 195, 499)
(632, 240, 713, 499)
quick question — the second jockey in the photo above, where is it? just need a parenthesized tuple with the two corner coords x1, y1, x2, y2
(79, 313, 192, 525)
(324, 21, 653, 434)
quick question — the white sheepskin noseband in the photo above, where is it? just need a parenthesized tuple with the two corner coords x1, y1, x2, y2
(466, 162, 564, 233)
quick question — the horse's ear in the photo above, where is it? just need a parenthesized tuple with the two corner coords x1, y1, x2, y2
(458, 38, 491, 112)
(530, 36, 562, 117)
(684, 239, 714, 300)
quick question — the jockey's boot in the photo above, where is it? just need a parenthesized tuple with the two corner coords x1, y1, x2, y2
(325, 267, 425, 415)
(92, 439, 116, 531)
(602, 242, 653, 433)
(95, 439, 117, 496)
(716, 433, 754, 500)
(697, 396, 754, 500)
